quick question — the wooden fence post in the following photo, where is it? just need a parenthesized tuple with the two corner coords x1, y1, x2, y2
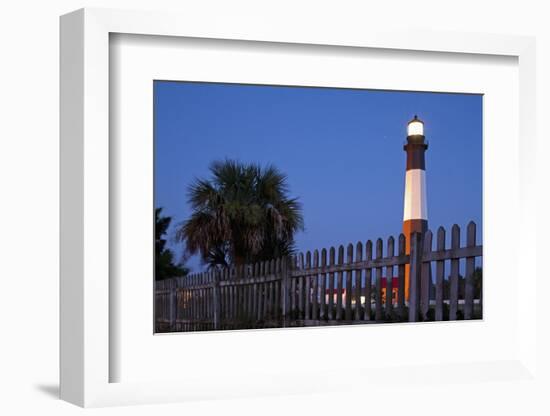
(421, 230, 432, 321)
(364, 241, 373, 321)
(169, 278, 177, 331)
(336, 245, 344, 320)
(435, 227, 446, 321)
(397, 234, 406, 321)
(354, 242, 363, 321)
(298, 253, 305, 319)
(328, 247, 336, 320)
(312, 250, 319, 321)
(280, 257, 291, 327)
(464, 221, 476, 319)
(274, 259, 281, 321)
(385, 237, 394, 320)
(212, 271, 221, 330)
(305, 251, 312, 320)
(374, 239, 383, 322)
(449, 225, 460, 320)
(345, 244, 353, 321)
(408, 232, 423, 322)
(319, 249, 327, 320)
(294, 257, 300, 319)
(257, 262, 264, 323)
(266, 260, 274, 321)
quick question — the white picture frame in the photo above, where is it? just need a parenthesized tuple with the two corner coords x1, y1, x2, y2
(60, 7, 539, 408)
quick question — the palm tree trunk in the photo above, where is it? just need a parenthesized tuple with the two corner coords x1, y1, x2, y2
(234, 254, 246, 278)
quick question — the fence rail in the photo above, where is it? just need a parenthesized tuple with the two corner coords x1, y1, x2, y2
(155, 222, 482, 332)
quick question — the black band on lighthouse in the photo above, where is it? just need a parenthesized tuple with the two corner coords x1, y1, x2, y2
(404, 142, 428, 170)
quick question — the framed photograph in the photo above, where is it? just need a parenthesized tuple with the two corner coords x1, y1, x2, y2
(60, 8, 538, 408)
(153, 82, 483, 334)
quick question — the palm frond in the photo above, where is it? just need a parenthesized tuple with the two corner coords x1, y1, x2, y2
(176, 159, 304, 268)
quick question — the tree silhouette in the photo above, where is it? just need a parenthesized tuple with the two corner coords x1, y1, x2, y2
(176, 159, 304, 269)
(155, 208, 189, 280)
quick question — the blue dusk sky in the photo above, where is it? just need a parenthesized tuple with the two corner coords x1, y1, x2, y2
(154, 81, 482, 273)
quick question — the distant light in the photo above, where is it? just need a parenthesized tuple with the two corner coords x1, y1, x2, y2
(407, 115, 424, 136)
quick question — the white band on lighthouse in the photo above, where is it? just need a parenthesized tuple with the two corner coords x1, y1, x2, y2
(403, 169, 428, 221)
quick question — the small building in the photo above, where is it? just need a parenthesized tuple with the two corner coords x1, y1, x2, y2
(380, 277, 400, 304)
(323, 277, 401, 306)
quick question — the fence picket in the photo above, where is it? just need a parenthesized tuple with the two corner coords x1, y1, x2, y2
(328, 247, 336, 320)
(200, 273, 205, 328)
(251, 263, 258, 323)
(408, 232, 422, 322)
(260, 261, 267, 321)
(247, 264, 256, 328)
(375, 239, 383, 322)
(245, 267, 250, 324)
(464, 222, 476, 319)
(281, 257, 290, 326)
(224, 268, 229, 326)
(213, 271, 220, 330)
(235, 268, 240, 324)
(354, 242, 363, 320)
(320, 249, 327, 320)
(204, 273, 209, 327)
(298, 253, 305, 319)
(397, 234, 406, 320)
(305, 251, 312, 320)
(244, 265, 248, 325)
(268, 259, 276, 321)
(364, 240, 373, 321)
(435, 227, 445, 321)
(449, 225, 460, 320)
(230, 268, 236, 324)
(240, 267, 246, 322)
(193, 281, 198, 330)
(312, 250, 319, 321)
(291, 257, 297, 319)
(263, 260, 271, 320)
(344, 244, 353, 320)
(385, 236, 394, 320)
(274, 258, 281, 320)
(421, 231, 432, 321)
(336, 246, 344, 320)
(210, 272, 214, 327)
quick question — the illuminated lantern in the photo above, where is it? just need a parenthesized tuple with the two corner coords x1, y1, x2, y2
(407, 115, 424, 136)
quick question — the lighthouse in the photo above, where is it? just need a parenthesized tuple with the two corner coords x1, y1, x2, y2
(403, 115, 428, 299)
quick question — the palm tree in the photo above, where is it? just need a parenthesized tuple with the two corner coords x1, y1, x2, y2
(176, 159, 304, 269)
